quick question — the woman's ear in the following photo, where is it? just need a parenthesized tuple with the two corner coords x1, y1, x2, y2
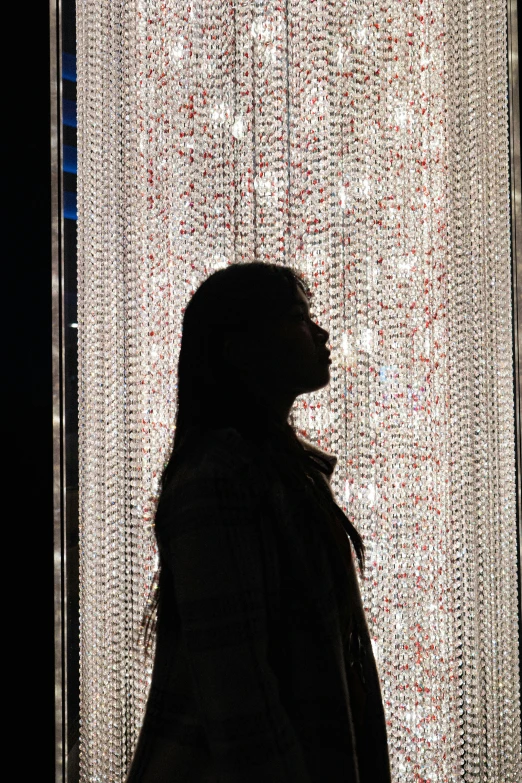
(223, 327, 267, 377)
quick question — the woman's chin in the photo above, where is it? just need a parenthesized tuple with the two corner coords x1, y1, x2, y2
(311, 364, 331, 391)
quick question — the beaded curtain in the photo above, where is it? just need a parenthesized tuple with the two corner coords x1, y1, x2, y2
(76, 0, 521, 781)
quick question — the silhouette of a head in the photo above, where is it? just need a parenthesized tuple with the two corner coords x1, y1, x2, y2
(175, 262, 330, 440)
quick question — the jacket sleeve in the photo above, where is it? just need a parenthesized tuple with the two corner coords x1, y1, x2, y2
(158, 450, 313, 783)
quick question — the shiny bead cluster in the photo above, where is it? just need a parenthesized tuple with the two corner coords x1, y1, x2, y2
(76, 0, 521, 780)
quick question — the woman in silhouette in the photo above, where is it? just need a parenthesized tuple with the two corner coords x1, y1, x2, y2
(126, 262, 391, 782)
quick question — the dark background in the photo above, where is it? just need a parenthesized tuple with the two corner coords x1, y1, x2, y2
(6, 2, 54, 776)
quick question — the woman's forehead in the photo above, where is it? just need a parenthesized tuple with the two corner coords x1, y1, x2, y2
(293, 287, 312, 308)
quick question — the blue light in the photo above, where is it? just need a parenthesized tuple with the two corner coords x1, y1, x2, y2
(62, 52, 77, 82)
(64, 191, 77, 221)
(63, 98, 77, 128)
(63, 145, 77, 174)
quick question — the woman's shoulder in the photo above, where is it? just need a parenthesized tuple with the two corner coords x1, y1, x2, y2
(155, 428, 262, 529)
(195, 426, 257, 470)
(167, 426, 258, 492)
(199, 428, 338, 485)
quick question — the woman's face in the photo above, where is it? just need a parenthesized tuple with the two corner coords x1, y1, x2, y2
(270, 286, 331, 396)
(230, 285, 331, 404)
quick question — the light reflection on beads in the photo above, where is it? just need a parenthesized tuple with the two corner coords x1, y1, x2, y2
(76, 0, 521, 781)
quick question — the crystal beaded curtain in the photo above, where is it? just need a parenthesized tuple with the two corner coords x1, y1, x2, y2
(76, 0, 521, 780)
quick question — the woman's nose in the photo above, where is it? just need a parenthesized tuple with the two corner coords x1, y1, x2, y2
(316, 323, 329, 343)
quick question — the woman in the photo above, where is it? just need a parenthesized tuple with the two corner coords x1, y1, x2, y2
(126, 262, 391, 782)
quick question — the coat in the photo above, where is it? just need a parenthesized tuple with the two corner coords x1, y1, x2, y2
(125, 426, 391, 782)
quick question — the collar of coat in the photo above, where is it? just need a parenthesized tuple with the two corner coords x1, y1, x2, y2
(297, 436, 338, 477)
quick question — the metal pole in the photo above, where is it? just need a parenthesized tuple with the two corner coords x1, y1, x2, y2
(507, 0, 522, 746)
(51, 0, 66, 780)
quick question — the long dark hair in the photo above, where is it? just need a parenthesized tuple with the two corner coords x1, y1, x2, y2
(142, 261, 365, 652)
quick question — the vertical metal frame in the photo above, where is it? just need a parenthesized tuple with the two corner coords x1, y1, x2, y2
(53, 1, 522, 780)
(508, 0, 522, 719)
(51, 0, 66, 781)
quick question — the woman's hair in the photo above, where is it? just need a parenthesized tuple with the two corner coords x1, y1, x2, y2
(142, 261, 365, 653)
